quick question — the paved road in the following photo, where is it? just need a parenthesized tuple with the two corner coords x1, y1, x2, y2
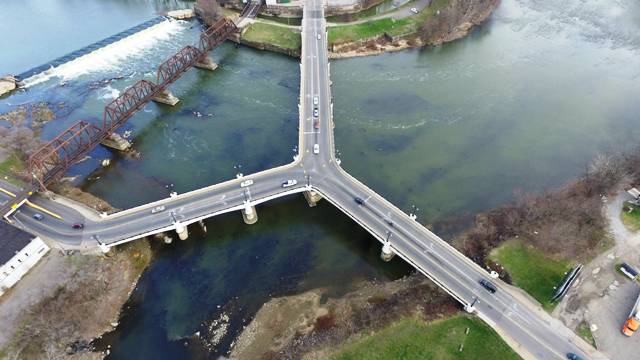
(0, 0, 604, 358)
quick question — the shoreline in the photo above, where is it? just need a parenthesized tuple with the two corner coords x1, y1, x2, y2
(231, 0, 499, 59)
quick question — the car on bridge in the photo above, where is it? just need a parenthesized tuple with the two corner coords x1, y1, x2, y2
(479, 279, 497, 293)
(313, 108, 318, 117)
(32, 213, 44, 221)
(282, 180, 297, 188)
(313, 96, 318, 105)
(151, 205, 166, 214)
(240, 179, 254, 187)
(313, 144, 319, 154)
(314, 120, 320, 129)
(71, 223, 84, 230)
(354, 197, 364, 205)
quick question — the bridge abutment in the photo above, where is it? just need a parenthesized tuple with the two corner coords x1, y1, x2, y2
(242, 202, 258, 224)
(380, 242, 395, 262)
(152, 88, 180, 106)
(175, 221, 189, 240)
(194, 56, 218, 71)
(303, 190, 322, 207)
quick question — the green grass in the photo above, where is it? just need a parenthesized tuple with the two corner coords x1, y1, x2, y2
(327, 0, 451, 45)
(242, 22, 301, 51)
(331, 316, 520, 360)
(489, 239, 572, 311)
(0, 152, 26, 186)
(621, 202, 640, 232)
(576, 321, 597, 349)
(326, 0, 419, 23)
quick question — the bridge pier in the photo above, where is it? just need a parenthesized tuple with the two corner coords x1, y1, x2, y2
(152, 88, 180, 106)
(303, 190, 322, 207)
(175, 221, 189, 240)
(194, 56, 218, 71)
(380, 242, 395, 262)
(100, 132, 132, 151)
(242, 202, 258, 225)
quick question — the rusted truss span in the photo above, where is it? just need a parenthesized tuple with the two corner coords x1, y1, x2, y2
(103, 79, 157, 132)
(28, 121, 103, 186)
(25, 18, 238, 192)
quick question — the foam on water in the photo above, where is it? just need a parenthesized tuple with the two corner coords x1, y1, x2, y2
(21, 19, 189, 88)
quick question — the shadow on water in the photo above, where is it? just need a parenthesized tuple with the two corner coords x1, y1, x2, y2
(94, 195, 412, 358)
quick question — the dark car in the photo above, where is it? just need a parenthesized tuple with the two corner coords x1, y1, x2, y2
(566, 353, 583, 360)
(71, 223, 84, 230)
(32, 213, 44, 221)
(354, 197, 364, 205)
(479, 279, 497, 294)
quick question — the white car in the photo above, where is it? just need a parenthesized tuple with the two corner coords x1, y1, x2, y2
(313, 96, 318, 105)
(313, 108, 319, 117)
(313, 144, 319, 154)
(151, 205, 166, 214)
(282, 179, 297, 188)
(240, 179, 254, 187)
(410, 7, 419, 14)
(317, 33, 321, 40)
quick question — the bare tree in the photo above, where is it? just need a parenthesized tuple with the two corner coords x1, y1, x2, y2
(197, 0, 222, 25)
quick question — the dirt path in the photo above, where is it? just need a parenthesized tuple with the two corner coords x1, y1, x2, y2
(553, 191, 640, 358)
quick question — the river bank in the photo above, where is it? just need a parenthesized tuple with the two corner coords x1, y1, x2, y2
(219, 0, 499, 59)
(0, 239, 152, 359)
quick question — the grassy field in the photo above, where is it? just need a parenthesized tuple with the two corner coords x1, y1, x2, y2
(330, 316, 520, 360)
(490, 239, 572, 311)
(0, 152, 26, 186)
(242, 22, 301, 51)
(576, 321, 597, 349)
(621, 202, 640, 231)
(327, 0, 450, 45)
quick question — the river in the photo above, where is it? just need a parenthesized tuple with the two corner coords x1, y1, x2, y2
(1, 0, 639, 358)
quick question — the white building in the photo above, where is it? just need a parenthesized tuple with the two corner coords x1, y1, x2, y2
(0, 224, 49, 297)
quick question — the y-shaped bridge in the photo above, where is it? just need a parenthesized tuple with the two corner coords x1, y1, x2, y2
(0, 1, 603, 359)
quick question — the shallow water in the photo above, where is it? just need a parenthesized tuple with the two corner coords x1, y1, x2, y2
(2, 0, 640, 358)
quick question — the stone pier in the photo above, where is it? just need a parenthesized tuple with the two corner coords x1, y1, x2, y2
(380, 242, 395, 262)
(303, 190, 322, 207)
(100, 132, 132, 151)
(242, 202, 258, 225)
(152, 88, 180, 106)
(194, 56, 218, 71)
(0, 75, 17, 97)
(175, 221, 189, 240)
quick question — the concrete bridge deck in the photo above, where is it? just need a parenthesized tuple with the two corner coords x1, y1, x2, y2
(0, 1, 605, 359)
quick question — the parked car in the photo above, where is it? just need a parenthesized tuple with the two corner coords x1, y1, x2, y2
(32, 213, 44, 221)
(410, 7, 419, 14)
(71, 223, 84, 230)
(313, 144, 319, 154)
(620, 262, 639, 280)
(240, 179, 254, 187)
(151, 205, 166, 214)
(282, 179, 297, 188)
(479, 279, 497, 293)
